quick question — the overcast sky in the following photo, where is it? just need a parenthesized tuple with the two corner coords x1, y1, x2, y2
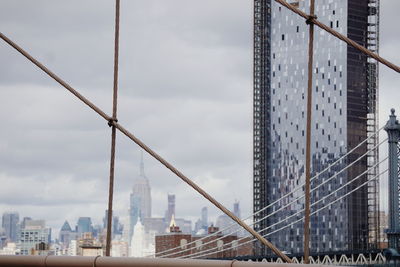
(0, 1, 399, 236)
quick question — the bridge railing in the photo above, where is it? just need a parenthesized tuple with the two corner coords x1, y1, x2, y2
(0, 255, 331, 267)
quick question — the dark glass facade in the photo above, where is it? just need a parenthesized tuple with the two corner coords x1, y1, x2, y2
(253, 0, 379, 255)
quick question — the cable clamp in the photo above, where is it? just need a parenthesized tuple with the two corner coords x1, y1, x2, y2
(306, 15, 317, 25)
(108, 118, 118, 127)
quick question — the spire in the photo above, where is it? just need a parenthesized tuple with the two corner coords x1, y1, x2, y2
(169, 214, 176, 228)
(169, 214, 181, 233)
(140, 150, 145, 177)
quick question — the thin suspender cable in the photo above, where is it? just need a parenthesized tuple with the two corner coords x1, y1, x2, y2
(304, 0, 316, 261)
(189, 167, 388, 259)
(157, 136, 386, 258)
(182, 157, 387, 259)
(105, 0, 120, 256)
(153, 127, 384, 258)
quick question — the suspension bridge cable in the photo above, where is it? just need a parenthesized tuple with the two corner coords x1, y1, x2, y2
(157, 137, 386, 258)
(189, 167, 388, 259)
(182, 157, 387, 259)
(105, 0, 120, 256)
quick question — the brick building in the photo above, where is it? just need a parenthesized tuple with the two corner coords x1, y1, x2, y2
(155, 222, 253, 259)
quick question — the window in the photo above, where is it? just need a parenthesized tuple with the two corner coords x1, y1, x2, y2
(282, 34, 285, 41)
(180, 239, 188, 249)
(195, 240, 203, 250)
(217, 240, 224, 250)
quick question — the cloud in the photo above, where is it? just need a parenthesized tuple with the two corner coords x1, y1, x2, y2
(0, 0, 253, 235)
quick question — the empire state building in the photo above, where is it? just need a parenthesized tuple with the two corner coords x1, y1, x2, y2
(129, 152, 151, 241)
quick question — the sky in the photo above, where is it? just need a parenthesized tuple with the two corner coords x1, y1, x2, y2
(0, 1, 399, 237)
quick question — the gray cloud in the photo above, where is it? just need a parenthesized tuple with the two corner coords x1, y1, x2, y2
(0, 0, 253, 234)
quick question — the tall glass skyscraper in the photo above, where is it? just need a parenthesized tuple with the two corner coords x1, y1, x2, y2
(253, 0, 379, 255)
(1, 212, 19, 242)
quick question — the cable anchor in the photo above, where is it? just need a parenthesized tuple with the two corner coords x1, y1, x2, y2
(306, 14, 317, 25)
(108, 118, 118, 127)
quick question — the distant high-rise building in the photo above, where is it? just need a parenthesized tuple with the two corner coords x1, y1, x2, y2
(1, 212, 19, 242)
(253, 0, 380, 254)
(201, 207, 208, 230)
(103, 210, 123, 238)
(76, 217, 93, 236)
(19, 220, 51, 255)
(129, 219, 154, 257)
(216, 214, 234, 235)
(129, 152, 152, 242)
(20, 217, 32, 229)
(143, 217, 165, 235)
(164, 194, 175, 224)
(0, 229, 7, 249)
(59, 221, 76, 248)
(233, 201, 241, 219)
(175, 218, 192, 234)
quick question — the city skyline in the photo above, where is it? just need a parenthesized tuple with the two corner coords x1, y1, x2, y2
(0, 0, 399, 244)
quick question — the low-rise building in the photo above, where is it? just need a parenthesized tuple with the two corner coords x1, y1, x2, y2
(156, 222, 253, 258)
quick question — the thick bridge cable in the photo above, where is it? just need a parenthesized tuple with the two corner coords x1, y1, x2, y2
(274, 0, 400, 73)
(156, 130, 384, 258)
(157, 137, 386, 259)
(105, 0, 120, 256)
(0, 32, 292, 263)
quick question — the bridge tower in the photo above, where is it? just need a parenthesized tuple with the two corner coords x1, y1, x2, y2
(384, 109, 400, 250)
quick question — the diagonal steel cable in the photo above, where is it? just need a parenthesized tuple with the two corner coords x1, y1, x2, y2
(105, 0, 120, 257)
(0, 32, 291, 263)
